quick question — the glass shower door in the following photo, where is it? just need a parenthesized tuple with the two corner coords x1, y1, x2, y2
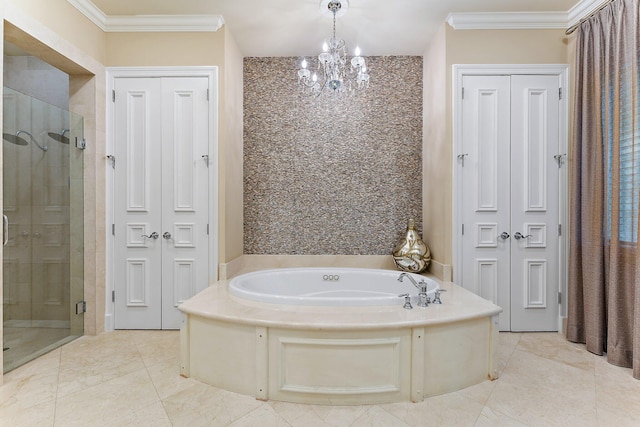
(2, 87, 84, 372)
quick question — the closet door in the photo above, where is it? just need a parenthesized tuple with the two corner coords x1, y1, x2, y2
(113, 78, 163, 329)
(460, 75, 512, 331)
(509, 75, 560, 331)
(113, 76, 209, 330)
(159, 77, 210, 329)
(459, 74, 560, 332)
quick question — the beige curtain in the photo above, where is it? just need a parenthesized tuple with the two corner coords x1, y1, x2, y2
(568, 0, 639, 379)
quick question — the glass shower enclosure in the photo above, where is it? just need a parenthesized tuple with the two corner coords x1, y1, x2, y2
(2, 87, 84, 373)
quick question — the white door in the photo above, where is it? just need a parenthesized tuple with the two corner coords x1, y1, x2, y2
(459, 74, 560, 332)
(113, 76, 210, 330)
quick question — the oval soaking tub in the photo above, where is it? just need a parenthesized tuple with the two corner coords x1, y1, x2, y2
(228, 268, 439, 306)
(179, 268, 502, 405)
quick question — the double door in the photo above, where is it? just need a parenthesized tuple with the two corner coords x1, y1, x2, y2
(459, 74, 561, 332)
(113, 76, 210, 330)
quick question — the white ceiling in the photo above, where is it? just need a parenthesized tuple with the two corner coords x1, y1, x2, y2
(86, 0, 582, 57)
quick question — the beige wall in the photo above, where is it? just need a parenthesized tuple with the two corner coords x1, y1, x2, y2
(105, 32, 224, 67)
(423, 24, 569, 277)
(221, 30, 244, 266)
(422, 24, 449, 275)
(6, 0, 106, 64)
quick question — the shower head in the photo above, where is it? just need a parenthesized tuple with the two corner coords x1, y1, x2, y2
(15, 130, 48, 152)
(3, 132, 29, 146)
(47, 129, 70, 145)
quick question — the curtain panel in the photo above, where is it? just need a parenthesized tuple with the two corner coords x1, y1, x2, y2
(568, 0, 640, 379)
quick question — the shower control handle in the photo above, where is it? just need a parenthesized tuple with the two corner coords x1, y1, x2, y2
(141, 232, 159, 240)
(162, 232, 172, 240)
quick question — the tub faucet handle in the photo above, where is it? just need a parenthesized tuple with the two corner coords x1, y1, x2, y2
(398, 293, 413, 310)
(432, 289, 443, 304)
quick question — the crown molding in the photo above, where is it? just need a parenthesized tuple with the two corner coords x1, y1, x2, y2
(105, 15, 224, 33)
(446, 12, 568, 30)
(567, 0, 610, 27)
(447, 0, 613, 31)
(67, 0, 224, 32)
(67, 0, 107, 31)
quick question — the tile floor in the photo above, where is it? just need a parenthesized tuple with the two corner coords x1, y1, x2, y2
(1, 330, 639, 426)
(3, 327, 75, 372)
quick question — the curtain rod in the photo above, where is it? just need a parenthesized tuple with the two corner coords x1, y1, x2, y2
(566, 0, 616, 35)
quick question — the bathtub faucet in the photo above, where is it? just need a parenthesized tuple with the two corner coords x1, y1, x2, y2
(398, 273, 429, 307)
(397, 272, 418, 287)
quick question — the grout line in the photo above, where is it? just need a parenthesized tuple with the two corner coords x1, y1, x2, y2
(51, 347, 64, 427)
(134, 332, 173, 425)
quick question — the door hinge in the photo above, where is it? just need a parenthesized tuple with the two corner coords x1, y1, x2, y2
(112, 224, 115, 236)
(75, 300, 87, 314)
(207, 88, 210, 101)
(559, 87, 562, 100)
(558, 224, 562, 236)
(558, 291, 562, 304)
(112, 89, 116, 102)
(112, 290, 115, 302)
(462, 224, 465, 235)
(207, 224, 209, 235)
(107, 155, 115, 169)
(462, 87, 465, 99)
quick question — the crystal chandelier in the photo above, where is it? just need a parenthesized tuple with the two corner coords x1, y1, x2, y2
(297, 0, 370, 96)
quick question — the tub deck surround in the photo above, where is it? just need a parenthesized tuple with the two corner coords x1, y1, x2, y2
(179, 273, 502, 405)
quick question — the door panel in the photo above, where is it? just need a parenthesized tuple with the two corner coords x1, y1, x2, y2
(114, 78, 163, 329)
(160, 77, 209, 329)
(510, 75, 559, 331)
(460, 75, 511, 331)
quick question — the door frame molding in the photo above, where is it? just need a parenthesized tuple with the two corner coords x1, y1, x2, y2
(451, 64, 569, 331)
(104, 66, 219, 331)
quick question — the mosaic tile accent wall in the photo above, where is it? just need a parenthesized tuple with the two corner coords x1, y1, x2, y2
(244, 56, 423, 255)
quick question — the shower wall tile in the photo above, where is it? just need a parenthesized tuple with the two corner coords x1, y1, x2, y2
(244, 56, 423, 255)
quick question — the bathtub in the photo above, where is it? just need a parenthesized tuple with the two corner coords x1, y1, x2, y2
(228, 268, 439, 306)
(179, 268, 502, 405)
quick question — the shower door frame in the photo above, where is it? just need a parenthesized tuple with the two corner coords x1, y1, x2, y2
(104, 66, 219, 331)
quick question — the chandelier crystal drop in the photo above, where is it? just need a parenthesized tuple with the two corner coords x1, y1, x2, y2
(297, 0, 370, 96)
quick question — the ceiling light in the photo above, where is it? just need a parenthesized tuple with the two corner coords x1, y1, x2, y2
(297, 0, 370, 96)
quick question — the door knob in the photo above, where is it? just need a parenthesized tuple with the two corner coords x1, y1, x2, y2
(499, 232, 510, 240)
(141, 232, 159, 239)
(162, 232, 172, 240)
(514, 232, 532, 240)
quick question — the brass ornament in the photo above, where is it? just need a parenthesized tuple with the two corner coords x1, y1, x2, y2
(393, 219, 431, 273)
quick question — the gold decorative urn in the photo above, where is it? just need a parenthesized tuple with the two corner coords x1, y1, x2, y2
(393, 219, 431, 273)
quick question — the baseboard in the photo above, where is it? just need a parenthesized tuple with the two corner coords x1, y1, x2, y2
(104, 313, 114, 332)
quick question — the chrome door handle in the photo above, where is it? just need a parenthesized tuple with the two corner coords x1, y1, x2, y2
(514, 232, 532, 240)
(162, 232, 172, 240)
(499, 232, 510, 240)
(3, 215, 8, 246)
(141, 232, 159, 239)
